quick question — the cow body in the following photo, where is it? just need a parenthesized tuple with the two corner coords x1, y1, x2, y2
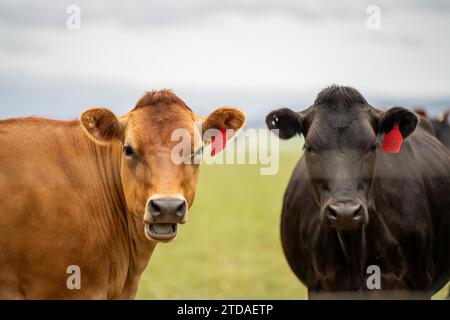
(282, 126, 450, 298)
(431, 117, 450, 149)
(413, 108, 450, 149)
(267, 86, 450, 299)
(0, 90, 244, 299)
(0, 119, 148, 299)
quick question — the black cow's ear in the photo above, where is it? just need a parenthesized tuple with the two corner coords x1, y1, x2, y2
(378, 107, 418, 139)
(266, 108, 303, 139)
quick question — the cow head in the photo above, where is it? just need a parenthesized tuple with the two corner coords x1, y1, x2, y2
(80, 90, 245, 242)
(266, 85, 418, 230)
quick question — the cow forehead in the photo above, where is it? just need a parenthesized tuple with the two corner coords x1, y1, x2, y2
(130, 104, 197, 132)
(125, 104, 201, 150)
(307, 108, 375, 150)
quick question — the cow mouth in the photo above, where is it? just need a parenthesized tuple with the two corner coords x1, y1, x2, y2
(144, 223, 178, 241)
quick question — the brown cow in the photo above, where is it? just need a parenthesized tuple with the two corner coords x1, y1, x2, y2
(0, 90, 244, 299)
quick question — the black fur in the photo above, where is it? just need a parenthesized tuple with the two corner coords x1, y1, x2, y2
(266, 85, 450, 298)
(315, 85, 367, 107)
(378, 107, 419, 138)
(266, 108, 302, 139)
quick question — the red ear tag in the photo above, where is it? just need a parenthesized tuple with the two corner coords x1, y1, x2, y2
(382, 122, 403, 154)
(211, 128, 227, 156)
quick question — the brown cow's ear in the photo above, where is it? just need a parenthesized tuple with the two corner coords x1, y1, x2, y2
(202, 107, 245, 140)
(266, 108, 303, 139)
(378, 107, 418, 139)
(80, 108, 124, 144)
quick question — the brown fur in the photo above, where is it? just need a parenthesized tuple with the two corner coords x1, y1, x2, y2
(133, 89, 192, 112)
(0, 90, 245, 299)
(80, 108, 124, 144)
(202, 107, 245, 133)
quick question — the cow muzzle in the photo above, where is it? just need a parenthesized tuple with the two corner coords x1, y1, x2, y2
(323, 199, 367, 230)
(144, 195, 188, 242)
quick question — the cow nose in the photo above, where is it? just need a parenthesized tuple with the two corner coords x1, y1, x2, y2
(149, 198, 187, 221)
(325, 202, 363, 229)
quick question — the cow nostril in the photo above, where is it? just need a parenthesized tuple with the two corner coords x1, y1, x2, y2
(149, 200, 160, 216)
(176, 202, 186, 217)
(353, 205, 362, 220)
(326, 202, 365, 228)
(328, 203, 362, 220)
(327, 207, 337, 220)
(149, 198, 186, 219)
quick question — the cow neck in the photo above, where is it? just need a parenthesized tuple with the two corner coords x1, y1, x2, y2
(87, 137, 156, 296)
(335, 182, 407, 292)
(336, 227, 367, 290)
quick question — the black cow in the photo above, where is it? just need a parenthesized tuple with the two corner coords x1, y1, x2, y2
(414, 108, 450, 149)
(266, 85, 450, 299)
(431, 111, 450, 149)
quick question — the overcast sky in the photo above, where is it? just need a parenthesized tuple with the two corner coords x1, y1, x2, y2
(0, 0, 449, 124)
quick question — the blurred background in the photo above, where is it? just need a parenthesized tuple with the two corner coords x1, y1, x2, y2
(0, 0, 449, 299)
(1, 0, 450, 122)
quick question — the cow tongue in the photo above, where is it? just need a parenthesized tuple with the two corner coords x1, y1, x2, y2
(153, 224, 173, 234)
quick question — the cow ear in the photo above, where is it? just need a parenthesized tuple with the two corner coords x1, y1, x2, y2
(202, 107, 245, 140)
(378, 107, 418, 139)
(437, 109, 449, 124)
(266, 108, 303, 139)
(80, 108, 124, 144)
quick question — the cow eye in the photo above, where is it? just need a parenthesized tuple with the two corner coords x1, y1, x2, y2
(369, 142, 378, 153)
(123, 145, 135, 157)
(303, 143, 315, 154)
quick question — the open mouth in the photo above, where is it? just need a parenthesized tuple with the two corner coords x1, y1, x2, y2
(145, 223, 178, 241)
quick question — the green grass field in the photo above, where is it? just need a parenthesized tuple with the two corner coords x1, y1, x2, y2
(137, 139, 449, 299)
